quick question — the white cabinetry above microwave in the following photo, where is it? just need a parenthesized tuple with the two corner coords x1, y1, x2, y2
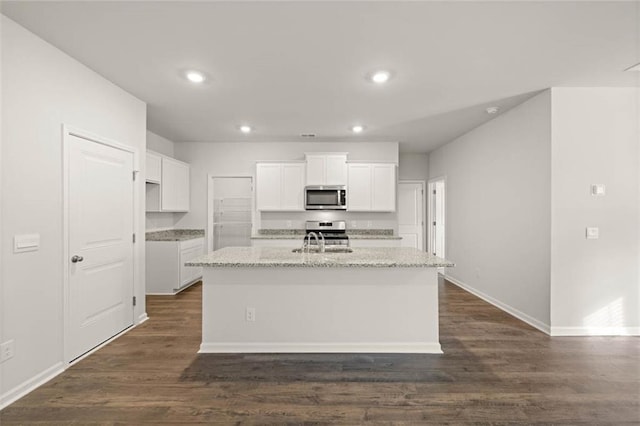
(256, 162, 305, 211)
(347, 163, 396, 212)
(146, 151, 190, 212)
(305, 153, 348, 186)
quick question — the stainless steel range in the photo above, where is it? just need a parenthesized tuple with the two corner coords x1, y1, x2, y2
(305, 220, 349, 247)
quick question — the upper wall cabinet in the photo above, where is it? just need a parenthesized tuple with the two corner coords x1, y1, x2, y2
(161, 157, 190, 212)
(146, 152, 190, 213)
(347, 163, 396, 212)
(146, 152, 161, 184)
(256, 162, 305, 211)
(305, 153, 347, 186)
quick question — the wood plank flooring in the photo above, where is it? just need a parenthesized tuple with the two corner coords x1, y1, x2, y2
(1, 280, 639, 424)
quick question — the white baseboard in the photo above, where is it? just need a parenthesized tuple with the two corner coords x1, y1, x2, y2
(0, 362, 65, 410)
(137, 313, 149, 325)
(444, 274, 551, 335)
(1, 316, 149, 411)
(199, 342, 443, 354)
(551, 326, 640, 336)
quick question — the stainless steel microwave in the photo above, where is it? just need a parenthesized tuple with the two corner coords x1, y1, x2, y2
(304, 186, 347, 210)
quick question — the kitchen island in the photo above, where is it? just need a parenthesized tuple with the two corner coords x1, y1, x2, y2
(187, 247, 454, 354)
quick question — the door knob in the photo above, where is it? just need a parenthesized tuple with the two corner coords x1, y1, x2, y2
(71, 255, 84, 263)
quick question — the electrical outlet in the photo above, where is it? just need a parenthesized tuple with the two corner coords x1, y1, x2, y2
(1, 340, 15, 363)
(351, 221, 357, 229)
(286, 220, 292, 228)
(245, 307, 256, 322)
(366, 221, 372, 228)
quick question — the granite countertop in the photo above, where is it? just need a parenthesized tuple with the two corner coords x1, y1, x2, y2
(186, 247, 454, 268)
(251, 229, 402, 240)
(146, 229, 205, 242)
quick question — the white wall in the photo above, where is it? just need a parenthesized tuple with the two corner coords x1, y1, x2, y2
(550, 88, 639, 335)
(399, 153, 429, 182)
(173, 142, 399, 231)
(147, 130, 174, 157)
(145, 131, 180, 231)
(429, 90, 552, 331)
(1, 16, 147, 406)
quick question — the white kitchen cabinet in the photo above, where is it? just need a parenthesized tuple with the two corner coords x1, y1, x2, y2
(161, 157, 190, 212)
(145, 152, 191, 213)
(146, 151, 161, 183)
(146, 238, 204, 295)
(256, 162, 305, 211)
(305, 153, 347, 186)
(347, 163, 396, 212)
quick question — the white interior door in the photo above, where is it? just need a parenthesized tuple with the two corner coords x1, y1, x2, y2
(398, 181, 424, 250)
(67, 134, 134, 361)
(428, 179, 446, 258)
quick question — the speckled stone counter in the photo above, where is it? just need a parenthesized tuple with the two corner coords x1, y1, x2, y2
(146, 229, 204, 242)
(187, 247, 453, 268)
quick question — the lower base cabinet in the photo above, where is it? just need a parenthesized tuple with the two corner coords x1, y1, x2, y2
(146, 238, 204, 295)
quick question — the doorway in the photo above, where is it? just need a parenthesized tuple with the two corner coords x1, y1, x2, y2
(427, 178, 446, 258)
(207, 176, 253, 252)
(63, 127, 136, 362)
(398, 181, 425, 250)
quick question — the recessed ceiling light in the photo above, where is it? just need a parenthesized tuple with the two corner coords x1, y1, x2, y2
(185, 70, 205, 83)
(625, 62, 640, 72)
(486, 106, 500, 115)
(370, 70, 391, 84)
(351, 125, 364, 133)
(239, 125, 252, 134)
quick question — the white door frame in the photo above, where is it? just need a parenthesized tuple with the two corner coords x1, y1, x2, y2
(206, 175, 255, 253)
(427, 176, 446, 257)
(398, 180, 426, 251)
(62, 125, 140, 363)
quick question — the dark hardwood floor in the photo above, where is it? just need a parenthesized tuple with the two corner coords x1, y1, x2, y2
(2, 280, 639, 424)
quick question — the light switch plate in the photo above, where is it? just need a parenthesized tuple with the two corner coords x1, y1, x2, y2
(14, 234, 40, 253)
(586, 227, 599, 239)
(591, 184, 606, 196)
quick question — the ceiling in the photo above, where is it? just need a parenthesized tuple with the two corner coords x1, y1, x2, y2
(2, 1, 638, 153)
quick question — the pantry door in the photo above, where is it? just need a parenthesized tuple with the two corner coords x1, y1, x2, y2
(398, 181, 425, 250)
(65, 130, 135, 362)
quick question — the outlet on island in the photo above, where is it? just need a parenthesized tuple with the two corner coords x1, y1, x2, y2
(245, 307, 256, 322)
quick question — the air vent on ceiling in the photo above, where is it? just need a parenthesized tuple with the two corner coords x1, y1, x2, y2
(301, 133, 316, 138)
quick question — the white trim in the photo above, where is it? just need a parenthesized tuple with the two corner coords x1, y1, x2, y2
(62, 125, 140, 363)
(427, 176, 446, 258)
(398, 180, 426, 251)
(0, 362, 65, 410)
(444, 274, 551, 335)
(550, 326, 640, 336)
(199, 342, 443, 354)
(137, 313, 149, 324)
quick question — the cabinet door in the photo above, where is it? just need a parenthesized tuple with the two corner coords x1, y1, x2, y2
(305, 155, 325, 185)
(325, 155, 347, 185)
(146, 152, 161, 183)
(281, 163, 305, 211)
(161, 158, 190, 212)
(347, 164, 372, 211)
(179, 244, 203, 288)
(256, 163, 282, 211)
(372, 164, 396, 211)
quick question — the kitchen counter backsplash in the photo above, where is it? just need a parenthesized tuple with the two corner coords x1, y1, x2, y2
(146, 229, 205, 241)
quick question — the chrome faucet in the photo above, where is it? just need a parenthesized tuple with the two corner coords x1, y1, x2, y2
(318, 232, 326, 253)
(302, 231, 318, 253)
